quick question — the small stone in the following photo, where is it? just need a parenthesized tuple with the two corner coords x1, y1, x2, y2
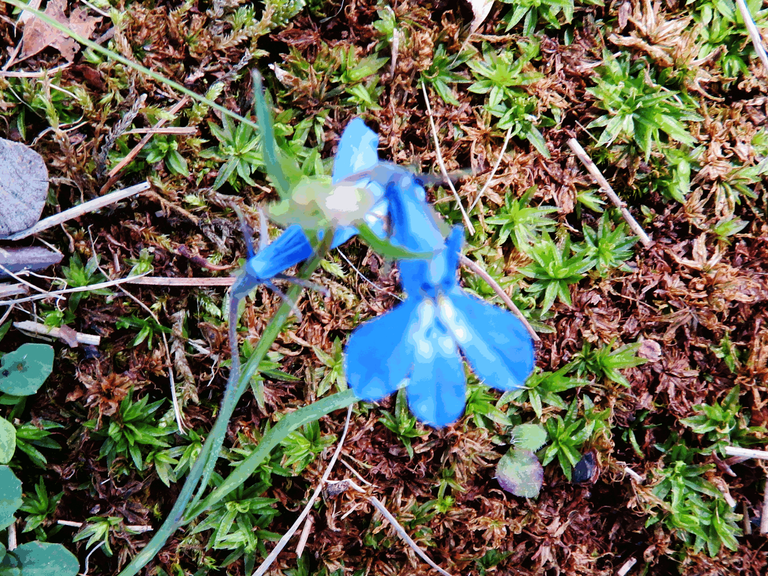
(0, 138, 49, 237)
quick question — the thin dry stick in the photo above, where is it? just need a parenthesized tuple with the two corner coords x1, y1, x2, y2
(616, 557, 637, 576)
(295, 515, 313, 559)
(124, 126, 197, 136)
(0, 63, 71, 77)
(735, 0, 768, 74)
(458, 254, 539, 342)
(567, 139, 652, 247)
(252, 405, 354, 576)
(619, 463, 644, 483)
(82, 541, 104, 576)
(420, 81, 475, 235)
(5, 181, 150, 241)
(124, 276, 234, 287)
(762, 478, 768, 535)
(0, 285, 28, 299)
(57, 519, 152, 532)
(337, 248, 403, 301)
(13, 320, 100, 346)
(0, 272, 149, 306)
(469, 126, 513, 212)
(0, 264, 58, 297)
(101, 97, 189, 193)
(724, 446, 768, 461)
(341, 479, 454, 576)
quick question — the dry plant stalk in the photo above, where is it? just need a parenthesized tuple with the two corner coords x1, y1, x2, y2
(252, 406, 354, 576)
(420, 81, 475, 235)
(458, 254, 539, 342)
(567, 138, 652, 247)
(6, 181, 150, 241)
(13, 320, 100, 346)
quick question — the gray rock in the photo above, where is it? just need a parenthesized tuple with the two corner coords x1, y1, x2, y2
(0, 139, 49, 237)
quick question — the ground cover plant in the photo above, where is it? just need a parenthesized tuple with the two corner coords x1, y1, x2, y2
(1, 0, 768, 575)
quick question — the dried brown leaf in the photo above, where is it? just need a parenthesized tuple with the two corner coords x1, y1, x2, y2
(19, 0, 100, 62)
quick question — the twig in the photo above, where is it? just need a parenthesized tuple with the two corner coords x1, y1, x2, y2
(743, 501, 752, 536)
(252, 406, 354, 576)
(82, 541, 104, 576)
(0, 284, 29, 299)
(567, 139, 652, 247)
(0, 273, 149, 306)
(420, 81, 475, 235)
(724, 446, 768, 461)
(123, 276, 234, 287)
(735, 0, 768, 74)
(124, 127, 197, 135)
(620, 463, 644, 483)
(762, 478, 768, 535)
(295, 515, 313, 559)
(7, 521, 16, 551)
(0, 63, 71, 77)
(616, 557, 637, 576)
(4, 181, 150, 241)
(0, 303, 16, 326)
(468, 126, 513, 212)
(340, 479, 454, 576)
(337, 249, 403, 301)
(458, 254, 539, 342)
(0, 265, 59, 299)
(101, 98, 188, 193)
(13, 320, 100, 346)
(57, 520, 152, 532)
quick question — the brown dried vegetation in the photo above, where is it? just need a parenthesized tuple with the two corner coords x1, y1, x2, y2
(1, 0, 768, 575)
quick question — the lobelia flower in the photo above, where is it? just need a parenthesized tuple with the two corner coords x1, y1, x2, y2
(232, 118, 439, 300)
(344, 226, 536, 427)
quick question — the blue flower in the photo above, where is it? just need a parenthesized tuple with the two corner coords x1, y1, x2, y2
(344, 227, 536, 427)
(234, 118, 388, 298)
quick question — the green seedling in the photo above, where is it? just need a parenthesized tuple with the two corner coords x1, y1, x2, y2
(144, 134, 189, 177)
(378, 388, 430, 459)
(468, 40, 550, 157)
(19, 478, 63, 539)
(499, 0, 575, 36)
(484, 187, 557, 249)
(499, 366, 586, 420)
(568, 339, 648, 388)
(587, 52, 701, 160)
(576, 212, 638, 276)
(681, 386, 765, 453)
(520, 232, 594, 313)
(279, 419, 337, 473)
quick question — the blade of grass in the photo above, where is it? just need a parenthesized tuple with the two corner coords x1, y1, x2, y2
(117, 230, 337, 576)
(252, 71, 291, 198)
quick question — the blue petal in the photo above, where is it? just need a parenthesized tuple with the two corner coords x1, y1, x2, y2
(332, 118, 380, 183)
(244, 224, 313, 282)
(399, 226, 462, 296)
(385, 177, 445, 253)
(344, 298, 419, 401)
(440, 290, 535, 391)
(407, 318, 466, 427)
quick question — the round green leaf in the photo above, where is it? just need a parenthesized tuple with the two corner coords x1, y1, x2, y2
(512, 423, 547, 452)
(496, 448, 544, 499)
(0, 416, 15, 464)
(12, 542, 79, 576)
(0, 344, 54, 396)
(0, 465, 22, 529)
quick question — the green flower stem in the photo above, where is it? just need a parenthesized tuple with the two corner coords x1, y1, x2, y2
(3, 0, 259, 133)
(118, 229, 341, 576)
(184, 388, 357, 523)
